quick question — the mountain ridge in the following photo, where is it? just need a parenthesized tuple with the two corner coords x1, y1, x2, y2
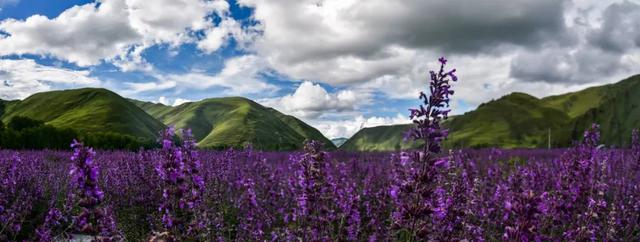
(131, 97, 336, 150)
(1, 88, 335, 150)
(341, 74, 640, 151)
(3, 74, 639, 151)
(1, 88, 166, 140)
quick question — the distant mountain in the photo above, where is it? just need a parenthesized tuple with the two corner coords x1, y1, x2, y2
(6, 74, 639, 151)
(132, 97, 336, 150)
(0, 88, 334, 151)
(341, 74, 640, 151)
(1, 88, 165, 140)
(340, 124, 422, 152)
(330, 137, 348, 147)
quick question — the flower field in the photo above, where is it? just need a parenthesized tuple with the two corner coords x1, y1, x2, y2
(1, 133, 640, 241)
(2, 58, 640, 241)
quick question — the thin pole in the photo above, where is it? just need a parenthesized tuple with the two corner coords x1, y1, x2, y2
(548, 128, 551, 150)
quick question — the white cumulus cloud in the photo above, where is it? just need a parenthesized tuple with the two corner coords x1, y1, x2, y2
(309, 114, 410, 139)
(260, 81, 364, 119)
(0, 0, 239, 70)
(0, 59, 101, 100)
(124, 55, 278, 95)
(156, 96, 192, 106)
(235, 0, 640, 111)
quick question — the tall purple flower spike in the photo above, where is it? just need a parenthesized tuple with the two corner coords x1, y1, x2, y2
(69, 139, 120, 239)
(391, 57, 459, 239)
(155, 127, 205, 240)
(405, 56, 457, 154)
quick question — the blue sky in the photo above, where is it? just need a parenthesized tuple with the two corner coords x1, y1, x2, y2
(1, 0, 639, 138)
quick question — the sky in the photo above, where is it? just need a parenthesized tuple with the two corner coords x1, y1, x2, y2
(0, 0, 639, 139)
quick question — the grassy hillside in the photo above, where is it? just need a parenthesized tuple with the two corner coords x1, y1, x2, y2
(266, 108, 335, 149)
(340, 124, 422, 152)
(566, 75, 640, 147)
(342, 93, 572, 151)
(1, 88, 165, 140)
(445, 92, 572, 148)
(133, 97, 336, 150)
(128, 99, 174, 117)
(0, 100, 15, 118)
(540, 86, 608, 118)
(341, 74, 640, 151)
(5, 74, 638, 151)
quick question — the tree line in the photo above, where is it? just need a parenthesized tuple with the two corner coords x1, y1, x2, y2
(0, 116, 158, 150)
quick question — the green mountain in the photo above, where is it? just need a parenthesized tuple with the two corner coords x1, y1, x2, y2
(341, 124, 422, 151)
(6, 74, 639, 151)
(341, 74, 640, 151)
(444, 92, 572, 148)
(132, 97, 336, 150)
(331, 138, 348, 147)
(1, 88, 334, 151)
(558, 75, 640, 147)
(0, 99, 18, 118)
(1, 88, 166, 140)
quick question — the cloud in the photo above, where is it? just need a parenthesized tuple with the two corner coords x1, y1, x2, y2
(197, 17, 259, 54)
(2, 0, 640, 142)
(260, 81, 364, 119)
(125, 55, 278, 95)
(172, 98, 191, 106)
(237, 0, 570, 86)
(309, 114, 410, 139)
(411, 53, 631, 111)
(0, 0, 141, 66)
(233, 0, 639, 137)
(230, 0, 640, 113)
(126, 0, 229, 45)
(0, 0, 236, 69)
(588, 1, 640, 53)
(510, 46, 634, 84)
(0, 58, 101, 100)
(157, 96, 191, 106)
(197, 18, 237, 54)
(509, 1, 640, 85)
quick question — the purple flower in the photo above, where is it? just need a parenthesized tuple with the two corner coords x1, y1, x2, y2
(35, 208, 64, 241)
(405, 56, 457, 153)
(67, 140, 121, 239)
(154, 127, 205, 240)
(438, 56, 448, 65)
(391, 57, 460, 239)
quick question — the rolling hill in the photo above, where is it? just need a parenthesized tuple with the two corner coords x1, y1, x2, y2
(132, 97, 336, 150)
(0, 99, 18, 118)
(559, 75, 640, 147)
(444, 92, 572, 148)
(340, 124, 421, 151)
(341, 74, 640, 151)
(1, 88, 334, 151)
(1, 88, 165, 140)
(4, 74, 639, 152)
